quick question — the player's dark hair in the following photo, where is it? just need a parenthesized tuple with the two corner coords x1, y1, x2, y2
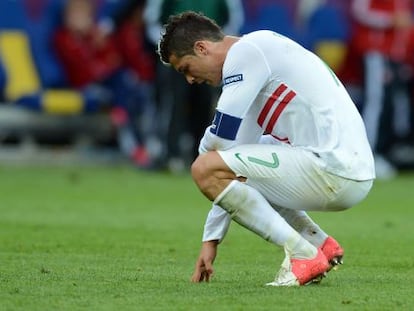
(158, 11, 224, 64)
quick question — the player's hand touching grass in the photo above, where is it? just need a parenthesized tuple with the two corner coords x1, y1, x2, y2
(191, 240, 219, 282)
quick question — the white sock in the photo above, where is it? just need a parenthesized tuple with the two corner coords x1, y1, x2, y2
(215, 180, 317, 259)
(274, 206, 328, 248)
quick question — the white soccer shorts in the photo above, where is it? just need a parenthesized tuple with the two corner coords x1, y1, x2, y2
(217, 144, 373, 212)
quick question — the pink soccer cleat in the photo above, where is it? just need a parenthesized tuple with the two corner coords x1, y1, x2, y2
(320, 236, 344, 269)
(266, 248, 330, 286)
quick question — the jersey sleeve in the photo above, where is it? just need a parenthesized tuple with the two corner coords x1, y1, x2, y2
(202, 204, 232, 243)
(198, 41, 271, 153)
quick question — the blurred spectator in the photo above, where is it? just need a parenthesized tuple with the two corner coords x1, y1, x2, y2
(350, 0, 414, 178)
(112, 0, 158, 157)
(114, 1, 155, 83)
(144, 0, 244, 172)
(53, 0, 154, 168)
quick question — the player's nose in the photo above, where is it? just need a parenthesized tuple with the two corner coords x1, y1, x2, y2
(186, 75, 195, 84)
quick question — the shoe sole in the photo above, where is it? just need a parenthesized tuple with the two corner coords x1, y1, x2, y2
(306, 272, 327, 285)
(267, 270, 328, 287)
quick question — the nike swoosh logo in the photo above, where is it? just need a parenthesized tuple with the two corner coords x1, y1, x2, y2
(248, 152, 279, 168)
(234, 152, 280, 168)
(234, 152, 248, 166)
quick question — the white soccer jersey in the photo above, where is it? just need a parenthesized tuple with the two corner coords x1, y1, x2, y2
(199, 30, 375, 242)
(199, 30, 375, 180)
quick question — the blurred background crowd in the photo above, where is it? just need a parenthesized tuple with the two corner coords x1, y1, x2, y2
(1, 0, 414, 179)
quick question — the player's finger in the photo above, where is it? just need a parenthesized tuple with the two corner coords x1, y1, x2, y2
(191, 265, 207, 282)
(204, 267, 213, 282)
(190, 271, 202, 282)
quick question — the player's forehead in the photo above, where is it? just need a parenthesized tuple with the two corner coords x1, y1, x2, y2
(169, 54, 193, 73)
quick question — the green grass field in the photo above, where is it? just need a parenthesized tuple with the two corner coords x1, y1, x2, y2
(1, 165, 413, 311)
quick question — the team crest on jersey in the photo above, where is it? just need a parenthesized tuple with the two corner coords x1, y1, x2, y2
(223, 74, 243, 86)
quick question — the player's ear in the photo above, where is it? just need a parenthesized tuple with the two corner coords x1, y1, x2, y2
(194, 41, 208, 56)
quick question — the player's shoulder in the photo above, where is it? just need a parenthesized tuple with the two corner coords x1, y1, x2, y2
(235, 30, 299, 56)
(240, 30, 288, 43)
(229, 30, 276, 55)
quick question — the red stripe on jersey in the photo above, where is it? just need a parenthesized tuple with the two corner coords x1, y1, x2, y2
(257, 84, 287, 127)
(272, 134, 290, 143)
(265, 90, 296, 133)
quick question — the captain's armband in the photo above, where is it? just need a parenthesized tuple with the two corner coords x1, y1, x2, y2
(210, 111, 242, 140)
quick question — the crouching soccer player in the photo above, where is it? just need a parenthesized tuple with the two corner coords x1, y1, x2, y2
(158, 11, 375, 286)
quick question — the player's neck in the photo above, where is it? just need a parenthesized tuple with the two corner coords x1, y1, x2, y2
(223, 35, 240, 47)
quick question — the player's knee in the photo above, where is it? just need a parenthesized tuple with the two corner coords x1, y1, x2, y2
(192, 152, 236, 200)
(192, 153, 221, 200)
(191, 154, 210, 189)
